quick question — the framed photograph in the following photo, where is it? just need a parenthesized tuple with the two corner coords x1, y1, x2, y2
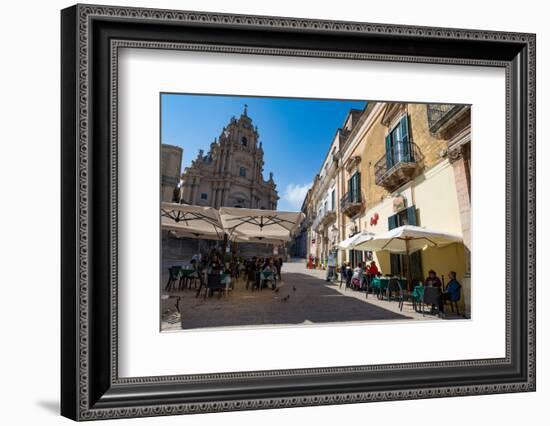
(61, 4, 536, 421)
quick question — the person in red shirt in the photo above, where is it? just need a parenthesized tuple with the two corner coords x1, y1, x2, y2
(367, 261, 379, 275)
(365, 261, 379, 289)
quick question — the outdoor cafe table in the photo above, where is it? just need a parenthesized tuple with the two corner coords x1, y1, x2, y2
(370, 277, 408, 299)
(177, 267, 198, 288)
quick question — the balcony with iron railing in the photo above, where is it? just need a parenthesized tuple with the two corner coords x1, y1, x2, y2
(312, 206, 336, 231)
(340, 190, 362, 218)
(374, 140, 423, 192)
(427, 104, 467, 135)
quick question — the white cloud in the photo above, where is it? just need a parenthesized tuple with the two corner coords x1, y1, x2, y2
(282, 182, 311, 209)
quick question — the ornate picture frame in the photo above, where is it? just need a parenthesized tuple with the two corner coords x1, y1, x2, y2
(61, 4, 536, 420)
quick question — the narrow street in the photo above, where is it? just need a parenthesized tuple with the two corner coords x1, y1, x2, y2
(161, 258, 437, 331)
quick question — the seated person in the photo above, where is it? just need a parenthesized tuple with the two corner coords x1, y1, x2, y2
(424, 270, 442, 289)
(366, 260, 379, 286)
(262, 261, 276, 289)
(209, 254, 222, 273)
(367, 260, 379, 275)
(441, 271, 462, 311)
(346, 263, 353, 287)
(351, 263, 363, 290)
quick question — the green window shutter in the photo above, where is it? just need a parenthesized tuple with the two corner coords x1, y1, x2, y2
(406, 205, 417, 226)
(354, 172, 361, 202)
(385, 133, 393, 169)
(388, 214, 398, 230)
(400, 115, 411, 161)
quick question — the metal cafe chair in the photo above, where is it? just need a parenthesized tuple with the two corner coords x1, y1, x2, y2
(387, 278, 404, 311)
(202, 273, 225, 299)
(443, 285, 462, 316)
(164, 266, 180, 291)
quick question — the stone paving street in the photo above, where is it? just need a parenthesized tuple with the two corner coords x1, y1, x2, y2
(161, 259, 442, 331)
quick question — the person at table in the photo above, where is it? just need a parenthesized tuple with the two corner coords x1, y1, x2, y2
(351, 263, 363, 290)
(367, 260, 379, 276)
(365, 261, 379, 287)
(424, 269, 442, 289)
(424, 269, 443, 313)
(440, 271, 462, 312)
(262, 260, 277, 290)
(209, 254, 223, 273)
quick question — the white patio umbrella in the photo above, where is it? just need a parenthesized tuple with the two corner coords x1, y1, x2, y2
(353, 225, 463, 289)
(219, 207, 304, 242)
(160, 202, 224, 239)
(354, 225, 462, 253)
(232, 231, 291, 245)
(338, 231, 375, 250)
(161, 203, 225, 258)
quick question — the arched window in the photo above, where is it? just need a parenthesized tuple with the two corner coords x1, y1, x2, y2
(241, 136, 248, 147)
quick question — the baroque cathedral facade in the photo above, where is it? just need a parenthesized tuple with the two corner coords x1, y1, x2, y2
(180, 106, 279, 210)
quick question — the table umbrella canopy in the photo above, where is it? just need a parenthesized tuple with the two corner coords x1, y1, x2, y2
(162, 224, 223, 241)
(160, 202, 224, 239)
(232, 230, 290, 245)
(219, 207, 304, 241)
(353, 225, 463, 253)
(338, 231, 375, 249)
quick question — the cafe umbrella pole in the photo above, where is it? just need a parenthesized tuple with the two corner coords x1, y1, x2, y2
(405, 238, 412, 291)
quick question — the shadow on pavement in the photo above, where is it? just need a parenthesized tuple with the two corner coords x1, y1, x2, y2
(170, 272, 412, 330)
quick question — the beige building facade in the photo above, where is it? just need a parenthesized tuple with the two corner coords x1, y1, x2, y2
(180, 106, 278, 210)
(302, 101, 471, 316)
(160, 144, 183, 203)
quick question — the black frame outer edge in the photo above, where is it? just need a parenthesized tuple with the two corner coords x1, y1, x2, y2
(61, 4, 534, 420)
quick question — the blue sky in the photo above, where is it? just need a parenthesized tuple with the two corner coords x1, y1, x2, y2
(161, 94, 367, 211)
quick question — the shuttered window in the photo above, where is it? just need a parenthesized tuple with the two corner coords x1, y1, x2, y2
(387, 205, 422, 284)
(347, 171, 361, 203)
(385, 115, 412, 169)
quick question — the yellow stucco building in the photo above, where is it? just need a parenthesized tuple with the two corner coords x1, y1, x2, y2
(321, 101, 472, 316)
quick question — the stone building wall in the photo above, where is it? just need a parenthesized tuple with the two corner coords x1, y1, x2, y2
(160, 144, 183, 202)
(180, 106, 278, 210)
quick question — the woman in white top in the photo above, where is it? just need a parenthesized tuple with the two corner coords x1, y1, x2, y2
(351, 262, 363, 290)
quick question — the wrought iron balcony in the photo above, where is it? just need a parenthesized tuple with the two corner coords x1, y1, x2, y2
(340, 190, 362, 218)
(312, 207, 336, 231)
(374, 140, 423, 192)
(427, 104, 466, 135)
(320, 208, 336, 228)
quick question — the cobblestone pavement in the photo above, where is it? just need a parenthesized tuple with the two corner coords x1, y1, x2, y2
(161, 259, 442, 331)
